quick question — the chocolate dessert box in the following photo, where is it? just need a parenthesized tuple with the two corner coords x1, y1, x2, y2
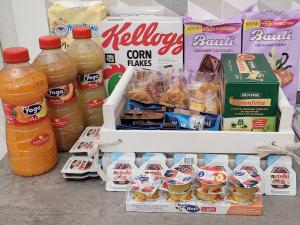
(99, 16, 183, 95)
(183, 17, 242, 73)
(222, 53, 279, 132)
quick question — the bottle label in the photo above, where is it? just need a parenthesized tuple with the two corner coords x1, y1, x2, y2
(86, 99, 103, 109)
(51, 117, 68, 128)
(3, 98, 47, 125)
(78, 70, 104, 90)
(31, 133, 50, 146)
(46, 81, 77, 105)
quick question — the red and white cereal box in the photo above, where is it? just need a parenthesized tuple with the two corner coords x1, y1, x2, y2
(99, 16, 183, 95)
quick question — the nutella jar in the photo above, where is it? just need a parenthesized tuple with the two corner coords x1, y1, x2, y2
(106, 152, 138, 191)
(264, 155, 296, 196)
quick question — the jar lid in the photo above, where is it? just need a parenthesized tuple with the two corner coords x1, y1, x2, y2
(130, 174, 161, 195)
(72, 27, 92, 39)
(197, 165, 227, 185)
(230, 169, 261, 188)
(3, 47, 30, 63)
(164, 169, 193, 185)
(39, 36, 61, 49)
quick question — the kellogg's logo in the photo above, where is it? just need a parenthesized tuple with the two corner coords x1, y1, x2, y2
(101, 22, 183, 55)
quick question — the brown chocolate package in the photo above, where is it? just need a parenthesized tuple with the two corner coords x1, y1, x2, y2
(198, 54, 221, 73)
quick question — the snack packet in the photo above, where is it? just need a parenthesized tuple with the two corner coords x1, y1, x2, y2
(139, 153, 169, 177)
(106, 152, 138, 191)
(242, 10, 300, 107)
(160, 72, 190, 108)
(125, 100, 166, 112)
(183, 16, 242, 79)
(69, 139, 100, 156)
(173, 108, 221, 131)
(188, 81, 221, 114)
(79, 126, 101, 141)
(264, 155, 296, 196)
(61, 156, 100, 180)
(126, 70, 164, 104)
(48, 1, 106, 50)
(164, 112, 205, 130)
(172, 153, 198, 173)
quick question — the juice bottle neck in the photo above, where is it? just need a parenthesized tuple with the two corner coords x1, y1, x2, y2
(5, 62, 30, 68)
(41, 48, 63, 54)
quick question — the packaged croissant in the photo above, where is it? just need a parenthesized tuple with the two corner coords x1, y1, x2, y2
(126, 70, 164, 104)
(188, 80, 221, 114)
(159, 70, 190, 108)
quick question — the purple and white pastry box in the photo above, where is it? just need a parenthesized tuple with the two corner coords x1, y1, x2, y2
(242, 10, 300, 107)
(183, 17, 242, 75)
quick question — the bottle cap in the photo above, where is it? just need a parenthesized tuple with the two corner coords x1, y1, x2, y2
(72, 27, 92, 39)
(39, 36, 61, 49)
(3, 47, 30, 63)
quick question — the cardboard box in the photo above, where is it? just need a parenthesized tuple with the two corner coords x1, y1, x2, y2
(222, 53, 279, 131)
(125, 192, 263, 215)
(99, 16, 183, 95)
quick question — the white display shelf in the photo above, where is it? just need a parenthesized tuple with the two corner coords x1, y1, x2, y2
(101, 66, 295, 154)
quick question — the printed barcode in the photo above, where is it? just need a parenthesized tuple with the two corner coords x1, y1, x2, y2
(184, 158, 195, 165)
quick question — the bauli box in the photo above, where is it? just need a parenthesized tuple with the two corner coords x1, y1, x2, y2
(222, 53, 279, 132)
(99, 16, 183, 95)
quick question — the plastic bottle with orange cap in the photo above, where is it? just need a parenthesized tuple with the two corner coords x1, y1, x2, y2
(0, 47, 57, 176)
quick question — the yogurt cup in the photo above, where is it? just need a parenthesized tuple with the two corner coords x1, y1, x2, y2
(132, 189, 159, 202)
(164, 169, 193, 193)
(230, 170, 261, 195)
(196, 165, 227, 192)
(130, 173, 162, 202)
(228, 189, 254, 203)
(166, 189, 192, 202)
(195, 188, 221, 201)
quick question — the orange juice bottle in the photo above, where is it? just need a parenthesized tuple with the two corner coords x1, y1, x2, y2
(67, 27, 107, 126)
(0, 47, 57, 176)
(33, 36, 85, 152)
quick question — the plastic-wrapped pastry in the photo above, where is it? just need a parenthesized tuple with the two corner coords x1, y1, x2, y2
(160, 83, 189, 108)
(126, 70, 163, 104)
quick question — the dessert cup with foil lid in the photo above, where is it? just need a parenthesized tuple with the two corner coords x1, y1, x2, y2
(129, 173, 162, 202)
(227, 187, 258, 204)
(196, 165, 227, 192)
(164, 169, 193, 193)
(162, 187, 193, 202)
(194, 187, 224, 202)
(230, 170, 261, 195)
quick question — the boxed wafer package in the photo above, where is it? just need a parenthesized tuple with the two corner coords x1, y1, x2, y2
(99, 16, 183, 95)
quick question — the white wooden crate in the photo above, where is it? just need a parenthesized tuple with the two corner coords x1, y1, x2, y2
(100, 67, 295, 154)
